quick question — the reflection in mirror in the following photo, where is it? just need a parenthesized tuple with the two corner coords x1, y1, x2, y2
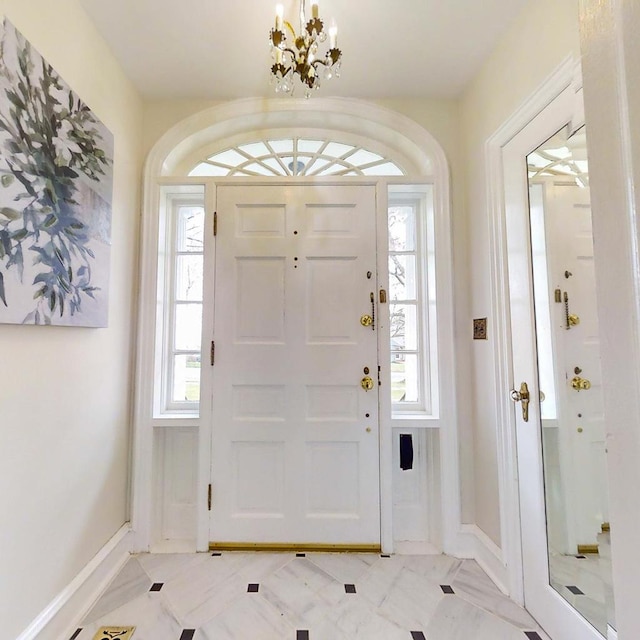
(528, 126, 616, 636)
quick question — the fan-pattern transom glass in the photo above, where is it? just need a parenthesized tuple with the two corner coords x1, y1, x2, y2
(189, 138, 405, 178)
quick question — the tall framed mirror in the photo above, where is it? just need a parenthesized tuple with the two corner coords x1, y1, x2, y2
(527, 125, 615, 636)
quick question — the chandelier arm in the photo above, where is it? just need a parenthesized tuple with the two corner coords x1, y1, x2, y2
(284, 20, 296, 38)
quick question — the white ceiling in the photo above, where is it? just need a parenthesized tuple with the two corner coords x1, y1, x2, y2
(79, 0, 530, 100)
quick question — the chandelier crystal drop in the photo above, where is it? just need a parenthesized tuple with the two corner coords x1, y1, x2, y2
(269, 1, 342, 98)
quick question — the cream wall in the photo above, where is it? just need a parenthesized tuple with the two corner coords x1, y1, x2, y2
(0, 2, 143, 638)
(460, 0, 581, 546)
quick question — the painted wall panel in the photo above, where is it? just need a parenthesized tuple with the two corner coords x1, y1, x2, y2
(460, 0, 581, 547)
(0, 1, 143, 638)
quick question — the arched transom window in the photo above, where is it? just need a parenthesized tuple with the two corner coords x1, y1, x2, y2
(189, 138, 406, 178)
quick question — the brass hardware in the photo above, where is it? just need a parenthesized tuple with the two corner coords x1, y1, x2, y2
(213, 211, 218, 236)
(361, 376, 374, 391)
(210, 341, 215, 366)
(554, 289, 562, 303)
(577, 427, 584, 433)
(510, 381, 531, 422)
(602, 522, 610, 532)
(209, 542, 381, 552)
(360, 314, 373, 327)
(574, 366, 582, 375)
(473, 318, 488, 340)
(367, 271, 372, 279)
(208, 484, 212, 510)
(565, 270, 573, 279)
(366, 427, 372, 433)
(571, 376, 592, 391)
(563, 292, 580, 329)
(379, 289, 387, 304)
(370, 291, 375, 330)
(93, 628, 136, 640)
(577, 544, 599, 555)
(363, 366, 370, 375)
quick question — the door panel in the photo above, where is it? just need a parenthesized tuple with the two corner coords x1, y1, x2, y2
(210, 184, 380, 546)
(504, 89, 611, 639)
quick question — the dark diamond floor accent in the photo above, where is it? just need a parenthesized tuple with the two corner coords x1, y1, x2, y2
(381, 554, 391, 558)
(296, 553, 306, 557)
(247, 583, 260, 592)
(179, 631, 196, 640)
(69, 630, 82, 640)
(345, 584, 357, 594)
(297, 631, 310, 640)
(411, 632, 427, 640)
(566, 585, 585, 595)
(440, 584, 455, 594)
(524, 632, 543, 640)
(211, 552, 222, 556)
(150, 582, 164, 592)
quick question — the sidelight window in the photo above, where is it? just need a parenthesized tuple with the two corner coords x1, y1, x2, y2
(156, 186, 205, 415)
(388, 186, 438, 417)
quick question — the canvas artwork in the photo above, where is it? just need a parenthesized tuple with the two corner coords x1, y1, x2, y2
(0, 19, 113, 327)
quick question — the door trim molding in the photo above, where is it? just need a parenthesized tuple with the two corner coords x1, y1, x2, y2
(484, 55, 581, 604)
(134, 98, 459, 559)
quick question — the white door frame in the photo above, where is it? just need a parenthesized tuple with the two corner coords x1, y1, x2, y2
(132, 98, 459, 559)
(485, 56, 583, 605)
(502, 87, 603, 639)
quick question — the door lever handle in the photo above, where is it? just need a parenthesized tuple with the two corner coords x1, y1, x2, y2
(510, 381, 531, 422)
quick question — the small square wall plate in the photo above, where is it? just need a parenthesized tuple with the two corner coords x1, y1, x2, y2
(473, 317, 488, 340)
(93, 628, 136, 640)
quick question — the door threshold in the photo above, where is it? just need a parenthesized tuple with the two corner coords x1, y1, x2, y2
(209, 542, 381, 553)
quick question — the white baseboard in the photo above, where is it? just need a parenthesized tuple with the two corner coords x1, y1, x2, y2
(17, 524, 133, 640)
(455, 524, 509, 595)
(393, 541, 441, 555)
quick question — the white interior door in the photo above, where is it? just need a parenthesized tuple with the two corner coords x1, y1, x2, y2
(209, 183, 380, 547)
(503, 85, 603, 639)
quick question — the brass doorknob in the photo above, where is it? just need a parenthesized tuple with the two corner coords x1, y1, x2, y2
(361, 376, 374, 391)
(571, 376, 591, 391)
(360, 314, 373, 327)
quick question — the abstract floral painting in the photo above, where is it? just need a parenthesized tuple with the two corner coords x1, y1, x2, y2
(0, 19, 113, 327)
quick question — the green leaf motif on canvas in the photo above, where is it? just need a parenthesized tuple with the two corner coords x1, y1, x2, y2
(0, 20, 113, 325)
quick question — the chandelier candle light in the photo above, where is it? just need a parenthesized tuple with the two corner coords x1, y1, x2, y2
(270, 1, 342, 96)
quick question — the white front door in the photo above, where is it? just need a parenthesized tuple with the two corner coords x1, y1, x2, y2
(503, 85, 604, 639)
(209, 183, 380, 547)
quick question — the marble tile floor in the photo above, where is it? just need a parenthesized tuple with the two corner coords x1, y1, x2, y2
(70, 552, 553, 640)
(549, 552, 611, 636)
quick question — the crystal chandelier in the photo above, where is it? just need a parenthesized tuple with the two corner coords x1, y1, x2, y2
(269, 1, 342, 97)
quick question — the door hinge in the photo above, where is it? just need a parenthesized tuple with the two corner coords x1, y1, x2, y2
(213, 211, 218, 236)
(208, 484, 212, 511)
(210, 340, 215, 366)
